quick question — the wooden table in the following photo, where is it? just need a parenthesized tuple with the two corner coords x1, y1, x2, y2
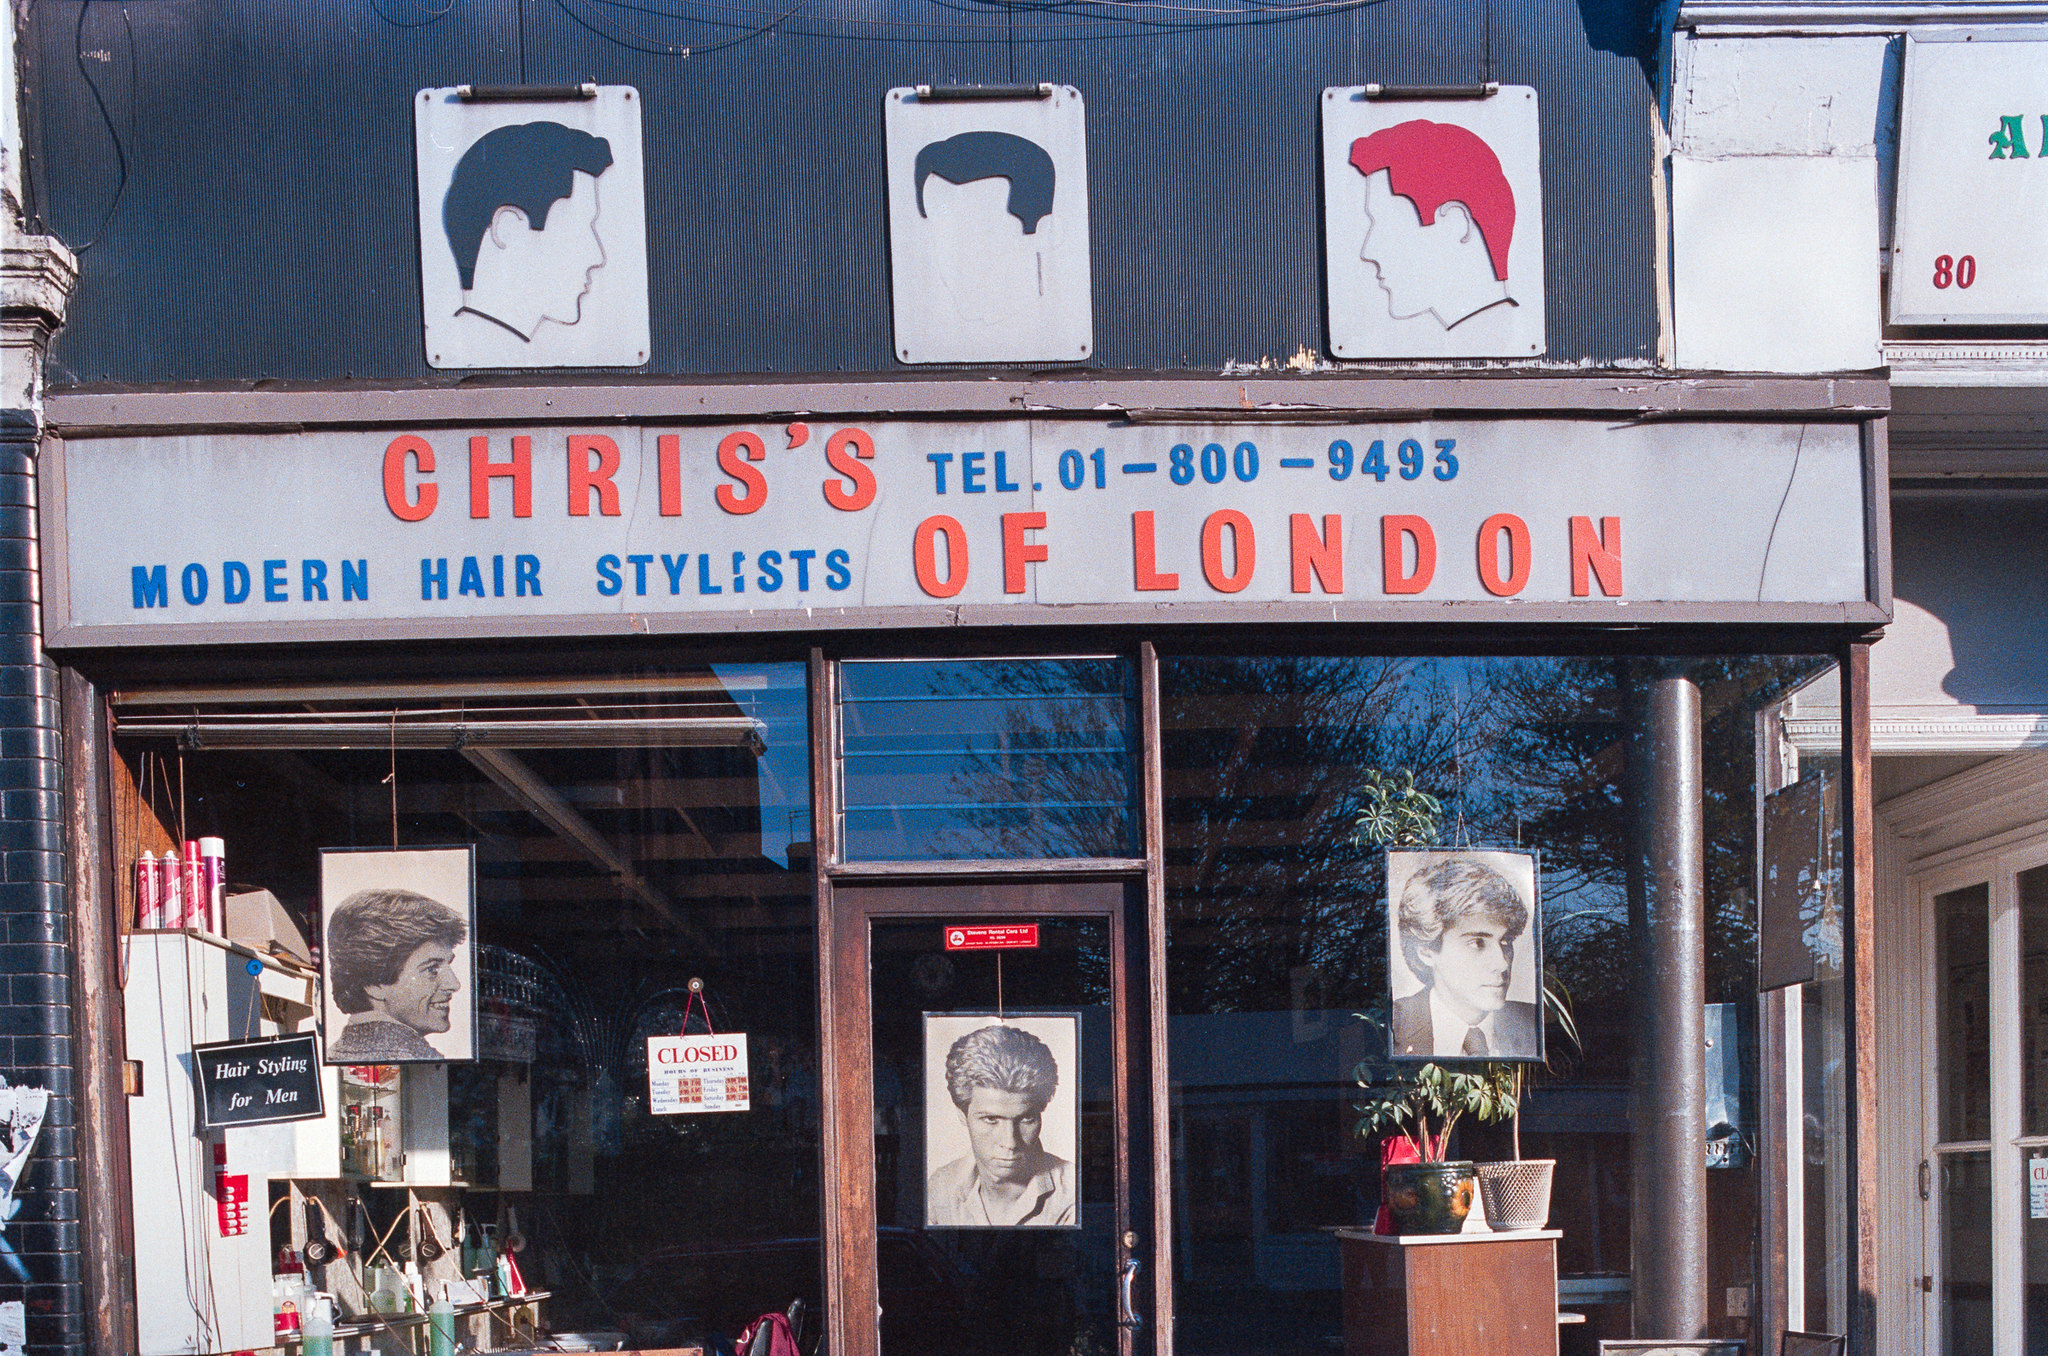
(1337, 1228, 1561, 1356)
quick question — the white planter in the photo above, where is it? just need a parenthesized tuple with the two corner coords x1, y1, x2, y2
(1475, 1158, 1555, 1231)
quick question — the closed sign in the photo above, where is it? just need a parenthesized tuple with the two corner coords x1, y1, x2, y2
(647, 1033, 750, 1115)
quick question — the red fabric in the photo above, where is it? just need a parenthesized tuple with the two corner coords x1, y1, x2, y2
(1374, 1137, 1423, 1234)
(736, 1311, 802, 1356)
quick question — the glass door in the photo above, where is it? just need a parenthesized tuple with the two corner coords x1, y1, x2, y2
(1919, 836, 2048, 1356)
(830, 882, 1149, 1356)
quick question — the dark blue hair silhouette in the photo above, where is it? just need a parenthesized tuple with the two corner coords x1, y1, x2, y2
(913, 131, 1056, 234)
(443, 122, 615, 289)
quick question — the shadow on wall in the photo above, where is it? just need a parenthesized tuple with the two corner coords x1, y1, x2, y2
(1892, 498, 2048, 709)
(1575, 0, 1662, 83)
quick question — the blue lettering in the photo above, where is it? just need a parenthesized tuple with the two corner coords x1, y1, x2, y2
(596, 554, 623, 596)
(341, 560, 369, 601)
(458, 556, 486, 598)
(995, 450, 1020, 492)
(492, 554, 505, 598)
(180, 564, 208, 606)
(421, 558, 448, 601)
(826, 549, 852, 591)
(758, 550, 783, 592)
(926, 452, 953, 494)
(515, 555, 541, 597)
(661, 554, 688, 595)
(790, 549, 816, 592)
(132, 566, 168, 609)
(263, 560, 288, 603)
(697, 554, 724, 594)
(732, 550, 746, 594)
(961, 451, 987, 493)
(224, 561, 251, 604)
(627, 553, 654, 596)
(301, 559, 328, 602)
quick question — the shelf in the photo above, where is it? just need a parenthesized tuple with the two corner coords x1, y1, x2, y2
(277, 1291, 551, 1345)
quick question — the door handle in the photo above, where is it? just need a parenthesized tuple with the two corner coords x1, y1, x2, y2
(1119, 1256, 1143, 1330)
(1919, 1158, 1931, 1202)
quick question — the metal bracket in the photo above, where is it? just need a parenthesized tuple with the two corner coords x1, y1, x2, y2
(456, 83, 599, 102)
(915, 83, 1055, 101)
(1360, 82, 1499, 100)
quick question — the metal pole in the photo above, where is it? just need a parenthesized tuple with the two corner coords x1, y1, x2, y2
(1629, 668, 1708, 1340)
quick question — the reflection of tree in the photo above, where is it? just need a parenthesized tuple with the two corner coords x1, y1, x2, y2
(925, 659, 1137, 861)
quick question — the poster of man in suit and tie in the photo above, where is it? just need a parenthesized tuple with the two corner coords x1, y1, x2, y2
(1386, 849, 1543, 1063)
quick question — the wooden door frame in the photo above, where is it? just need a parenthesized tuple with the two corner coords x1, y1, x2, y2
(810, 645, 1170, 1356)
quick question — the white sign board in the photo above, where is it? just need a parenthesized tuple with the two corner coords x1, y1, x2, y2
(47, 416, 1874, 644)
(2031, 1157, 2048, 1220)
(884, 88, 1093, 365)
(647, 1033, 750, 1115)
(1322, 87, 1546, 359)
(1893, 32, 2048, 324)
(415, 86, 651, 368)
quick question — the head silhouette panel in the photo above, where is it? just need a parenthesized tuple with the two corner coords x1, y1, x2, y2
(443, 122, 616, 290)
(914, 131, 1056, 234)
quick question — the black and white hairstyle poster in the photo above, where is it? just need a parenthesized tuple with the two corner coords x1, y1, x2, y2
(884, 87, 1093, 365)
(1385, 848, 1543, 1063)
(923, 1012, 1080, 1228)
(414, 86, 650, 369)
(320, 847, 476, 1064)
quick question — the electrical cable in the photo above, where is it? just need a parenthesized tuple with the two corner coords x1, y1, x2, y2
(367, 0, 457, 28)
(66, 0, 132, 253)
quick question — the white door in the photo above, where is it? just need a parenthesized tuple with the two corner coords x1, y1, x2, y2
(1917, 832, 2048, 1356)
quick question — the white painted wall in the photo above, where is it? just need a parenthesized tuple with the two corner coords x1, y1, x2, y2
(1668, 34, 1890, 371)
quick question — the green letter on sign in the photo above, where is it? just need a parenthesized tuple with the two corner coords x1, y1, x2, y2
(1991, 115, 2031, 159)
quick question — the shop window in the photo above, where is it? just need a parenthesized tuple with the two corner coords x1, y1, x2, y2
(1159, 654, 1836, 1356)
(838, 658, 1136, 860)
(112, 665, 820, 1351)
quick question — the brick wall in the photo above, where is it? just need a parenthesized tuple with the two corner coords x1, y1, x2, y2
(0, 409, 84, 1356)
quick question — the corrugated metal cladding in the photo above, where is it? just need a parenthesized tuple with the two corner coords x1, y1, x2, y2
(25, 0, 1660, 385)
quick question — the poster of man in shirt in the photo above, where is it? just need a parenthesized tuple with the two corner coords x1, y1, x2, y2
(924, 1013, 1080, 1228)
(1386, 848, 1544, 1063)
(883, 86, 1093, 366)
(1320, 86, 1546, 359)
(413, 85, 651, 369)
(320, 847, 476, 1063)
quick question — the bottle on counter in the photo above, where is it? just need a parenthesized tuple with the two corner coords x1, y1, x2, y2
(301, 1293, 334, 1356)
(429, 1283, 455, 1356)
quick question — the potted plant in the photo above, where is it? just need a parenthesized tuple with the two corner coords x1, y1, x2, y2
(1470, 982, 1579, 1231)
(1353, 1056, 1518, 1234)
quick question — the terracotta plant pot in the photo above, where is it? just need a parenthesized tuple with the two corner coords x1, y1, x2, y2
(1382, 1160, 1477, 1235)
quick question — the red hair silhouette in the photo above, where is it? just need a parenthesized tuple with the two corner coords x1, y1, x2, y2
(1349, 120, 1515, 282)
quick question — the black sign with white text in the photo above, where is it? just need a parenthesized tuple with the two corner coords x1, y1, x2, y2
(193, 1033, 326, 1129)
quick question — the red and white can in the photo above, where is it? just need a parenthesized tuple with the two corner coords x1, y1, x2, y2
(160, 851, 184, 929)
(134, 851, 160, 929)
(199, 837, 226, 933)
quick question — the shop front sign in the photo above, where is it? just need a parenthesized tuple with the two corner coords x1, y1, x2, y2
(192, 1033, 327, 1130)
(1892, 30, 2048, 324)
(647, 1034, 751, 1115)
(44, 415, 1878, 645)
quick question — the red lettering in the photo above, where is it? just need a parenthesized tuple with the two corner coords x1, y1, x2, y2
(715, 431, 768, 515)
(1477, 513, 1531, 597)
(1200, 510, 1256, 593)
(1289, 513, 1343, 594)
(914, 515, 968, 598)
(1381, 515, 1435, 594)
(1570, 515, 1623, 597)
(1002, 512, 1049, 594)
(658, 434, 682, 517)
(469, 435, 532, 519)
(1131, 512, 1180, 591)
(823, 428, 877, 512)
(567, 434, 622, 517)
(383, 435, 436, 522)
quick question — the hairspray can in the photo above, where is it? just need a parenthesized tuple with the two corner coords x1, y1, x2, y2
(198, 837, 226, 933)
(180, 844, 204, 931)
(134, 851, 159, 929)
(160, 850, 184, 930)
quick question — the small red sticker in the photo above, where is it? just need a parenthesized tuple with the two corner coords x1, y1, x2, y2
(944, 924, 1040, 951)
